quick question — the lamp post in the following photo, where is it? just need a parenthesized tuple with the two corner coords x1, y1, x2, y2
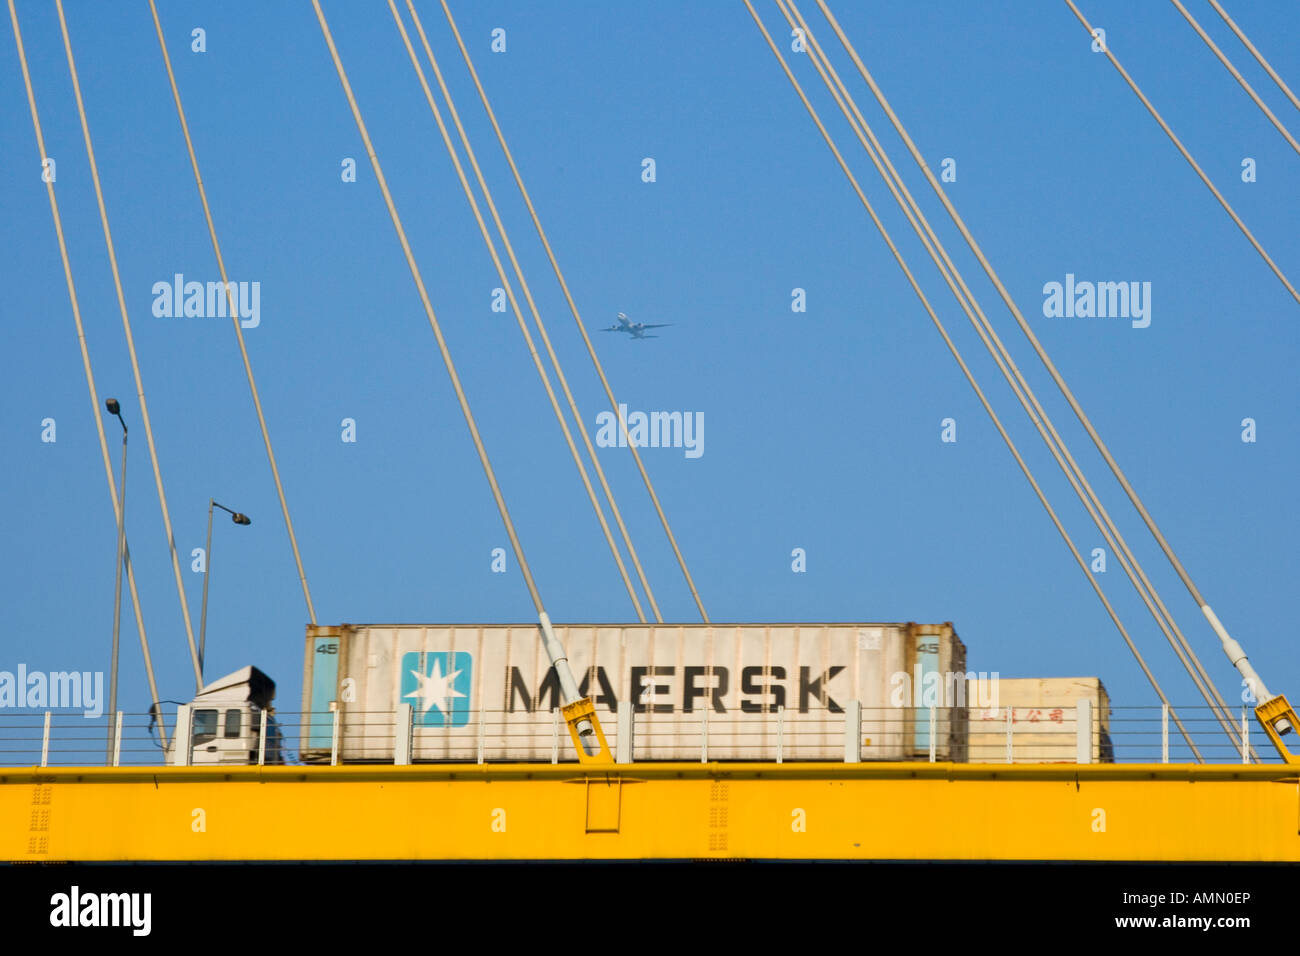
(199, 500, 251, 681)
(104, 398, 127, 763)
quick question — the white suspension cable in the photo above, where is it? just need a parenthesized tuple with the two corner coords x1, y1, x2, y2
(819, 0, 1284, 711)
(10, 0, 166, 739)
(389, 0, 650, 622)
(311, 0, 588, 712)
(439, 0, 710, 623)
(62, 0, 204, 692)
(1170, 0, 1300, 157)
(1207, 0, 1300, 113)
(784, 0, 1244, 753)
(745, 0, 1197, 756)
(149, 0, 318, 637)
(1058, 0, 1300, 306)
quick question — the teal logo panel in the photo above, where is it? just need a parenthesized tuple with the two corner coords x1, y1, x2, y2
(401, 651, 472, 727)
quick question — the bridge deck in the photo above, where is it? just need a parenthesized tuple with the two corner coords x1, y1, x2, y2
(5, 761, 1298, 862)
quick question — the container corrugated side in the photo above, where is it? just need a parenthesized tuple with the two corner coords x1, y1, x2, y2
(302, 622, 968, 762)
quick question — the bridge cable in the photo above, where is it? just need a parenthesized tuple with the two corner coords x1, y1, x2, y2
(439, 0, 710, 623)
(783, 0, 1244, 754)
(9, 0, 167, 740)
(1169, 0, 1300, 157)
(1207, 0, 1300, 114)
(1058, 0, 1299, 305)
(310, 1, 561, 635)
(818, 0, 1282, 716)
(404, 0, 664, 623)
(390, 0, 652, 623)
(60, 0, 208, 693)
(149, 0, 318, 635)
(745, 0, 1197, 756)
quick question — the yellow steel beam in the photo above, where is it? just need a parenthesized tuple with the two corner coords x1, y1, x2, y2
(4, 762, 1297, 862)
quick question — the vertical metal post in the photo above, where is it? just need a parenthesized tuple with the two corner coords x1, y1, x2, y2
(700, 707, 708, 763)
(393, 703, 411, 766)
(1076, 699, 1092, 764)
(199, 498, 214, 680)
(258, 709, 269, 767)
(776, 705, 785, 764)
(616, 707, 633, 764)
(175, 704, 192, 767)
(844, 700, 861, 763)
(330, 704, 340, 766)
(551, 707, 560, 764)
(107, 427, 127, 763)
(477, 709, 486, 765)
(1241, 707, 1249, 764)
(929, 704, 937, 763)
(40, 711, 50, 768)
(111, 711, 123, 767)
(1005, 706, 1013, 764)
(1161, 704, 1169, 764)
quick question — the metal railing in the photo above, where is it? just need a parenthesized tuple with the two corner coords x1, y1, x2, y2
(0, 703, 1282, 767)
(0, 710, 170, 768)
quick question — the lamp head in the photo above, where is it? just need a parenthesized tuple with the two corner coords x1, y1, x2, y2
(231, 513, 251, 526)
(105, 398, 120, 415)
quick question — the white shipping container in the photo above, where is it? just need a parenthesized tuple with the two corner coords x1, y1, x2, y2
(966, 677, 1112, 763)
(301, 622, 968, 762)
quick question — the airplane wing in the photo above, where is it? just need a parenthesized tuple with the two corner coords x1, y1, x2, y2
(639, 324, 672, 329)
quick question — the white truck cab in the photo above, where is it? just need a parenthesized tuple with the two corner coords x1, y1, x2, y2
(169, 665, 285, 765)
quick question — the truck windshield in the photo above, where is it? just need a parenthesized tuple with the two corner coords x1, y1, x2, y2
(193, 709, 218, 744)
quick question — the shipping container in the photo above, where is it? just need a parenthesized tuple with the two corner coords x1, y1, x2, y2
(301, 622, 968, 763)
(965, 677, 1113, 763)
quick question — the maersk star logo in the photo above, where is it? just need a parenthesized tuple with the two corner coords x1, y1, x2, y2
(400, 652, 471, 727)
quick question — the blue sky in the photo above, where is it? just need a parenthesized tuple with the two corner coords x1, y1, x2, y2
(2, 1, 1297, 753)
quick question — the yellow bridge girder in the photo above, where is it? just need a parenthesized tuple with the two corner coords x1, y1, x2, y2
(5, 761, 1297, 862)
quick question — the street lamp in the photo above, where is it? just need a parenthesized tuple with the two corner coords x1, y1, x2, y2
(199, 500, 251, 681)
(104, 398, 126, 763)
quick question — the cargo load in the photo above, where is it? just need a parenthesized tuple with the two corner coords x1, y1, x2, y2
(301, 622, 969, 762)
(966, 676, 1113, 763)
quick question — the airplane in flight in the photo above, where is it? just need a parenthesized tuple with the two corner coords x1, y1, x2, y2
(601, 312, 671, 340)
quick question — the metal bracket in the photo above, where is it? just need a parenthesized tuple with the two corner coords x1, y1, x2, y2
(562, 697, 613, 765)
(1256, 694, 1300, 765)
